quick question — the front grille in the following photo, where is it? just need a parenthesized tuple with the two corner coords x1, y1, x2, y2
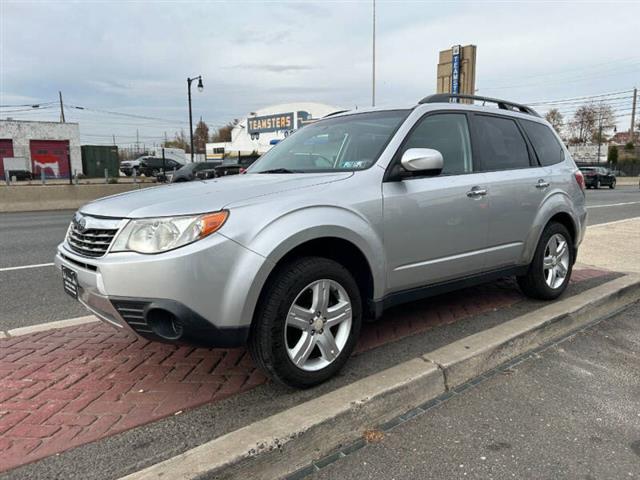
(67, 225, 118, 258)
(111, 300, 153, 335)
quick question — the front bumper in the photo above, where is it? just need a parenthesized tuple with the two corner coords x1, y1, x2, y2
(54, 232, 267, 348)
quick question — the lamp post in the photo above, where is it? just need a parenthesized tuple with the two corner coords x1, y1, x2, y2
(187, 75, 204, 162)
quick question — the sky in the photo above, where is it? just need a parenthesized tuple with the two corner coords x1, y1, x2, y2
(1, 0, 639, 148)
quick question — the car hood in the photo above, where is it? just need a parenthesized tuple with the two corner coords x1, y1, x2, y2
(80, 172, 353, 218)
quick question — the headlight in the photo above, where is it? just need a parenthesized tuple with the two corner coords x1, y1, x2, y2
(111, 210, 228, 254)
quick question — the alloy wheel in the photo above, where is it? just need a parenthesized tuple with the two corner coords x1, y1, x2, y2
(285, 279, 352, 372)
(542, 233, 570, 289)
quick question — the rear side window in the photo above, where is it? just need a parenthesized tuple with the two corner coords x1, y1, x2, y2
(521, 120, 564, 166)
(402, 113, 473, 175)
(473, 115, 530, 171)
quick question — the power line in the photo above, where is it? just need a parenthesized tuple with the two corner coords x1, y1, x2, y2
(67, 104, 188, 125)
(527, 89, 634, 106)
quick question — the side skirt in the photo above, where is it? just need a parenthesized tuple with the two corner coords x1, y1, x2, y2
(369, 265, 529, 320)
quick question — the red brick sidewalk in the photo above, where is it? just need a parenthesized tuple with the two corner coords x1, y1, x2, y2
(0, 268, 607, 472)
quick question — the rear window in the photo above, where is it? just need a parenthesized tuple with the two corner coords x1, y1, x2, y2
(473, 115, 531, 171)
(521, 120, 564, 166)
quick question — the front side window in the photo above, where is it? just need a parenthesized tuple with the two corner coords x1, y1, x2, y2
(520, 120, 564, 166)
(474, 115, 531, 171)
(249, 110, 409, 173)
(401, 113, 473, 175)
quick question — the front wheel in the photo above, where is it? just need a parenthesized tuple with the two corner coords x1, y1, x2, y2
(248, 257, 362, 388)
(595, 179, 601, 189)
(610, 179, 616, 189)
(517, 222, 574, 300)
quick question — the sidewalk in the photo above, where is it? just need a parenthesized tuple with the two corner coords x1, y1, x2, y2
(577, 217, 640, 273)
(309, 300, 640, 480)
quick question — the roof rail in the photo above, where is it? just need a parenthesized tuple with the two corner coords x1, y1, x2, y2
(323, 110, 350, 118)
(418, 93, 540, 117)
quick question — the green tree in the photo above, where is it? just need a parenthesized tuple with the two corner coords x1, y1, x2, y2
(608, 145, 618, 164)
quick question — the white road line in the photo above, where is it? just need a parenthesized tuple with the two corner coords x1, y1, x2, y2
(588, 216, 640, 228)
(0, 262, 55, 273)
(587, 201, 640, 209)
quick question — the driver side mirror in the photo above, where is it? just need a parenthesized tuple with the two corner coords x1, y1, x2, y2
(400, 148, 443, 176)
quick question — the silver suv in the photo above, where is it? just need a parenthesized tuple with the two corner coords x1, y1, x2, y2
(55, 94, 587, 388)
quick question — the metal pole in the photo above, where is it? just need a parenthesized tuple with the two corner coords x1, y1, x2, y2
(188, 78, 194, 162)
(162, 147, 166, 179)
(372, 0, 376, 107)
(597, 118, 603, 163)
(631, 87, 637, 141)
(59, 91, 66, 123)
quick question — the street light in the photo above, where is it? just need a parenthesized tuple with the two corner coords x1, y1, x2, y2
(187, 75, 203, 162)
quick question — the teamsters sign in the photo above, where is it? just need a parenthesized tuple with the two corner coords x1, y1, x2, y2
(247, 113, 294, 134)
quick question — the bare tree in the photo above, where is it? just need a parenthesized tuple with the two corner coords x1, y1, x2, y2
(193, 119, 209, 154)
(544, 108, 564, 134)
(591, 104, 616, 144)
(163, 130, 190, 152)
(211, 120, 239, 143)
(568, 104, 597, 145)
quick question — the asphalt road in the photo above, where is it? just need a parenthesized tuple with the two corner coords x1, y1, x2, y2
(0, 186, 639, 330)
(311, 300, 640, 480)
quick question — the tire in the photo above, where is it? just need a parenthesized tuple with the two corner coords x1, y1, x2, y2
(248, 256, 362, 388)
(517, 222, 574, 300)
(610, 179, 616, 189)
(124, 171, 132, 177)
(595, 179, 601, 189)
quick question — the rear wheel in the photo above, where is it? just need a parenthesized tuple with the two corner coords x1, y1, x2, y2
(517, 222, 574, 300)
(248, 257, 361, 388)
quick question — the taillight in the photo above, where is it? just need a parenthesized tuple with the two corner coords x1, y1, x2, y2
(239, 168, 247, 174)
(574, 170, 585, 191)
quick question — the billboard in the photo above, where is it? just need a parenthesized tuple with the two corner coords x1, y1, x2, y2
(247, 113, 294, 134)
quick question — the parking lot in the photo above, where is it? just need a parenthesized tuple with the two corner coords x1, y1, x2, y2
(0, 185, 639, 479)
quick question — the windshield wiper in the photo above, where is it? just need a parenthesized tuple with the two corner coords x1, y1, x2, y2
(258, 168, 299, 174)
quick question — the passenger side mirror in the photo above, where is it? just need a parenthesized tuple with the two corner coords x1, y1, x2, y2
(400, 148, 443, 176)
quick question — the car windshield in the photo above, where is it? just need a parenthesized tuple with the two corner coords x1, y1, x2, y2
(249, 110, 409, 173)
(580, 168, 595, 172)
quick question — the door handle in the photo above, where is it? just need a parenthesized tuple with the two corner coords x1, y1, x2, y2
(536, 179, 550, 189)
(466, 187, 487, 198)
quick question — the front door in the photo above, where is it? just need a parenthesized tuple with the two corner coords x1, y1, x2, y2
(382, 113, 490, 293)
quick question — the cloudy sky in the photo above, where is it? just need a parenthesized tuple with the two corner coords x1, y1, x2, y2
(1, 0, 639, 147)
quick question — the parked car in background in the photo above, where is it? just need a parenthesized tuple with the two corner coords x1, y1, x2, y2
(171, 161, 221, 182)
(214, 155, 259, 177)
(579, 167, 616, 189)
(138, 157, 183, 177)
(119, 158, 142, 176)
(55, 94, 587, 388)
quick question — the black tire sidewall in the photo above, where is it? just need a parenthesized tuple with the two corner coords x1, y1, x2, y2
(519, 222, 574, 300)
(250, 257, 362, 388)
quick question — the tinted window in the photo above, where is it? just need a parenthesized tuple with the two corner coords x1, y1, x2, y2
(521, 120, 564, 166)
(474, 115, 530, 171)
(402, 113, 473, 175)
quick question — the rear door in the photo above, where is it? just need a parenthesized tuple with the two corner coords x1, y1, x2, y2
(471, 114, 544, 269)
(382, 112, 490, 291)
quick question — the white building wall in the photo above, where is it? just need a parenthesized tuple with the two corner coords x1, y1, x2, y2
(207, 102, 340, 158)
(0, 120, 82, 175)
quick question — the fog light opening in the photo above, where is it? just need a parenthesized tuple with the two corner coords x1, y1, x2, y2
(146, 308, 184, 340)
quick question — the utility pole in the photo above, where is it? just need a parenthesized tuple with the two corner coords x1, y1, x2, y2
(136, 129, 140, 154)
(164, 131, 168, 146)
(596, 115, 603, 164)
(372, 0, 376, 107)
(58, 91, 66, 123)
(112, 134, 116, 146)
(631, 87, 637, 142)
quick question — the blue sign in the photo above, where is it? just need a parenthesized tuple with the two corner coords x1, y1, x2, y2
(451, 45, 461, 100)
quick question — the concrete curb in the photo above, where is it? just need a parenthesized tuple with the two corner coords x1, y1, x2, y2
(4, 315, 98, 338)
(120, 273, 640, 480)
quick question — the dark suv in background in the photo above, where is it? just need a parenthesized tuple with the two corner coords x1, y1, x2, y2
(580, 167, 616, 189)
(139, 157, 183, 177)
